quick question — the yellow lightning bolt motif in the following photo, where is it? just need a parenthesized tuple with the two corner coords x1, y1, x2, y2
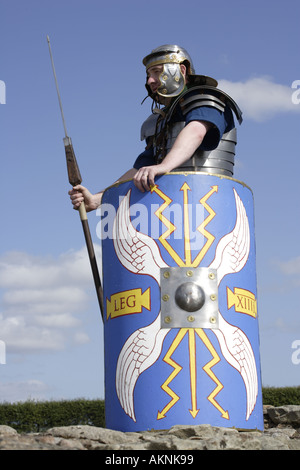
(180, 182, 192, 265)
(196, 329, 229, 419)
(151, 182, 225, 419)
(151, 184, 217, 268)
(191, 185, 218, 267)
(188, 329, 199, 418)
(151, 185, 185, 267)
(157, 329, 188, 419)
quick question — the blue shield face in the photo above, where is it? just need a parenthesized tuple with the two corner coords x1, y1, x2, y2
(101, 173, 263, 431)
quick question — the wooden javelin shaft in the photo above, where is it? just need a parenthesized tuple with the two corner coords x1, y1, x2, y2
(77, 199, 104, 320)
(47, 35, 104, 321)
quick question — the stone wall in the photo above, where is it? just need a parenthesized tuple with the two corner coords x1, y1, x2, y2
(0, 405, 299, 450)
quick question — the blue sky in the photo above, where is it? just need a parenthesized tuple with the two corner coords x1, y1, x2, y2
(0, 0, 300, 403)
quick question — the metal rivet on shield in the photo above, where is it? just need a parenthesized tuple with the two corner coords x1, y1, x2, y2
(164, 316, 172, 324)
(208, 272, 215, 280)
(210, 294, 217, 301)
(163, 271, 170, 279)
(186, 270, 193, 277)
(162, 294, 170, 302)
(210, 316, 216, 324)
(187, 315, 195, 323)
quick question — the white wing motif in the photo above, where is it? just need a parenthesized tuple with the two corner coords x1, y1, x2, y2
(113, 189, 167, 281)
(209, 188, 250, 279)
(113, 190, 169, 421)
(210, 188, 258, 420)
(116, 316, 168, 422)
(213, 317, 258, 420)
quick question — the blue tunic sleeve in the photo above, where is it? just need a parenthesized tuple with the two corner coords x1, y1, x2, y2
(185, 105, 234, 150)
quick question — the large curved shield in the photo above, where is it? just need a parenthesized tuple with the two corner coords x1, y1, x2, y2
(100, 172, 263, 432)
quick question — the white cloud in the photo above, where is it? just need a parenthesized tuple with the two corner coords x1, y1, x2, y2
(0, 380, 49, 403)
(271, 256, 300, 289)
(218, 77, 300, 121)
(0, 246, 101, 353)
(0, 247, 98, 289)
(34, 312, 81, 328)
(277, 255, 300, 276)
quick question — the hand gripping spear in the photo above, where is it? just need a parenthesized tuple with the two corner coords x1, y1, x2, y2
(47, 36, 104, 321)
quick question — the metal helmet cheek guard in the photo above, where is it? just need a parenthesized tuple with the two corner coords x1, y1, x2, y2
(143, 44, 218, 99)
(143, 44, 192, 99)
(156, 63, 186, 98)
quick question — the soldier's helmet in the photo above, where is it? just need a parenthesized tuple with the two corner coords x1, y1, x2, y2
(143, 44, 217, 99)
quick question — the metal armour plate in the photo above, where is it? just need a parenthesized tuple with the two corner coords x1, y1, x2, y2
(160, 267, 219, 329)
